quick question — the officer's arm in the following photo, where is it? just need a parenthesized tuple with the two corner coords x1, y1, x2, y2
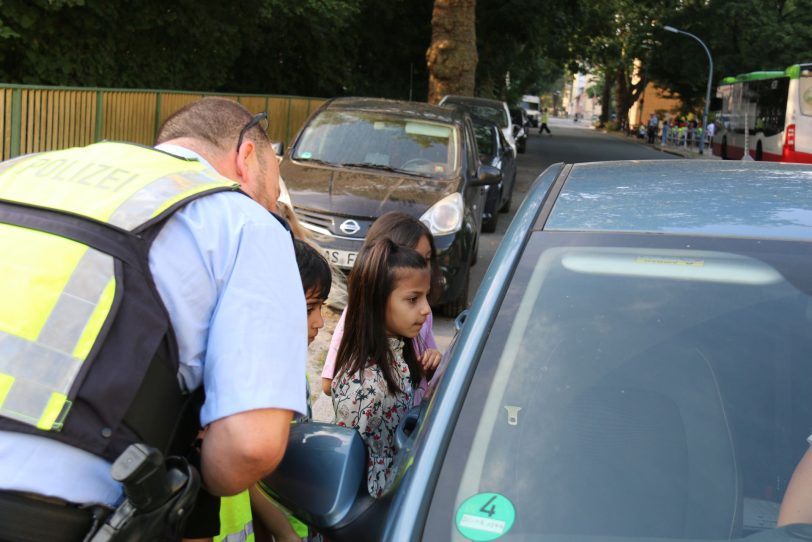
(200, 408, 294, 496)
(779, 446, 812, 526)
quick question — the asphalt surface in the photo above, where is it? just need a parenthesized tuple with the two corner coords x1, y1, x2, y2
(433, 117, 682, 349)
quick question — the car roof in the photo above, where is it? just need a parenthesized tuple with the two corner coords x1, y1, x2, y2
(322, 96, 462, 125)
(441, 95, 507, 109)
(543, 160, 812, 241)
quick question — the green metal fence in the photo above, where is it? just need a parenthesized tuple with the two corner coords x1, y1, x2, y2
(0, 84, 326, 160)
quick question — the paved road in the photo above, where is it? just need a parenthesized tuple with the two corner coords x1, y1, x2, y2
(433, 118, 681, 349)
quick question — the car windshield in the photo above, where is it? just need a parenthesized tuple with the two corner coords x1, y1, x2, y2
(292, 109, 458, 179)
(425, 231, 812, 541)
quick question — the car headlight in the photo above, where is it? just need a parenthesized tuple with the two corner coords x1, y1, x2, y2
(277, 176, 293, 208)
(420, 192, 464, 235)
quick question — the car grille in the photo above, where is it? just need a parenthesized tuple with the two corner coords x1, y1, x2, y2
(295, 207, 334, 231)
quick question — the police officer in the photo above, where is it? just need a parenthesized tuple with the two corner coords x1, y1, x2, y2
(0, 98, 307, 541)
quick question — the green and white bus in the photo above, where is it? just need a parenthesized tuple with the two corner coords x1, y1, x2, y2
(714, 64, 812, 163)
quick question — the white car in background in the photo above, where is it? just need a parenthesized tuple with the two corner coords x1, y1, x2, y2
(439, 95, 517, 156)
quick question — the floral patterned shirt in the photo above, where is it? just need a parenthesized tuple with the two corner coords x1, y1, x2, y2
(331, 338, 414, 497)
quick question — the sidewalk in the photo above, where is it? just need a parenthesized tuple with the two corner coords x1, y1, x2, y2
(604, 129, 720, 160)
(655, 141, 721, 160)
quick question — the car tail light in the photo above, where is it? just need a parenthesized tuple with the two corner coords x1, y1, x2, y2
(785, 124, 796, 152)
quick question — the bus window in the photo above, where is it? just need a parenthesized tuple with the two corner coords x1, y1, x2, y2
(801, 74, 812, 116)
(755, 78, 789, 136)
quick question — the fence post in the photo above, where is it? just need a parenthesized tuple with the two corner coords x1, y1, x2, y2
(285, 97, 292, 145)
(154, 92, 162, 139)
(10, 89, 21, 158)
(94, 91, 103, 141)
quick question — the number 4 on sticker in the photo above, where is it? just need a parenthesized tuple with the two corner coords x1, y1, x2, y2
(479, 495, 497, 517)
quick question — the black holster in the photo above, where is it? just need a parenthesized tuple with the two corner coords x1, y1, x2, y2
(88, 444, 200, 542)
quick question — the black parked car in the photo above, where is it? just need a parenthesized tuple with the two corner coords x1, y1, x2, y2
(472, 116, 517, 232)
(279, 97, 500, 316)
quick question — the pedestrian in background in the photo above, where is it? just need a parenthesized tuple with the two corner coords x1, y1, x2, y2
(661, 117, 670, 146)
(539, 108, 552, 135)
(647, 112, 659, 144)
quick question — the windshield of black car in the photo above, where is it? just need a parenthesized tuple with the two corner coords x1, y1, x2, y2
(292, 109, 458, 179)
(425, 232, 812, 541)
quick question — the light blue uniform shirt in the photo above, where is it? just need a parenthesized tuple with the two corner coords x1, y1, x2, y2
(0, 145, 307, 506)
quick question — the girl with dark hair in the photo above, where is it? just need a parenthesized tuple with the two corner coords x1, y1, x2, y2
(321, 212, 442, 403)
(331, 238, 432, 497)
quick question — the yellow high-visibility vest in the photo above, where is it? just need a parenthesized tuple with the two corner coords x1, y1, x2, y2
(215, 491, 255, 542)
(0, 142, 237, 459)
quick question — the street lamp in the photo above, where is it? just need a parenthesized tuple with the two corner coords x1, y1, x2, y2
(663, 25, 713, 154)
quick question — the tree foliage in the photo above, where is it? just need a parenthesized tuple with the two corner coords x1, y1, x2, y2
(0, 0, 808, 114)
(650, 0, 812, 112)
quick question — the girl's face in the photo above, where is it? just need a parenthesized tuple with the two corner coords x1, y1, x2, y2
(414, 234, 432, 263)
(305, 288, 326, 345)
(384, 267, 431, 339)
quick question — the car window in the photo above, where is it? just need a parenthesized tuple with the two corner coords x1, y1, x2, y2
(473, 124, 496, 159)
(425, 231, 812, 541)
(292, 109, 458, 179)
(463, 121, 479, 176)
(443, 99, 509, 129)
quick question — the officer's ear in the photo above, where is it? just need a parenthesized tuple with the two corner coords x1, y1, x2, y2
(234, 139, 257, 186)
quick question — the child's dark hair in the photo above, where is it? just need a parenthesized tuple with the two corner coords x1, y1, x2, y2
(334, 238, 429, 394)
(293, 239, 332, 299)
(365, 212, 442, 304)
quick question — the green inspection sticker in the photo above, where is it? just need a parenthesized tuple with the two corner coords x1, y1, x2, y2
(455, 493, 516, 541)
(301, 151, 312, 159)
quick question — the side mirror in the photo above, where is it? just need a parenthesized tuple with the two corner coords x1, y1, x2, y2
(472, 164, 502, 186)
(271, 141, 285, 156)
(259, 422, 369, 530)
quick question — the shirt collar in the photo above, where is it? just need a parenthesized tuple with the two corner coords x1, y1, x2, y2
(155, 143, 217, 173)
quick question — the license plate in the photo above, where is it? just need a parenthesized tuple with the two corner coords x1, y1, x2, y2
(322, 249, 358, 269)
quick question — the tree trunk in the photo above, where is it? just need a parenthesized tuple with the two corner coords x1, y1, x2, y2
(426, 0, 477, 104)
(599, 70, 612, 128)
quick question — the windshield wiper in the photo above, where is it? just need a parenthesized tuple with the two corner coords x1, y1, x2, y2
(341, 162, 400, 172)
(341, 162, 434, 178)
(295, 157, 337, 167)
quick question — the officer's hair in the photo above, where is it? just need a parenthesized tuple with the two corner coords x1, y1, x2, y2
(293, 239, 332, 301)
(155, 97, 270, 154)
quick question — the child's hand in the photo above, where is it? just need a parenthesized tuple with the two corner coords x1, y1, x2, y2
(419, 348, 442, 373)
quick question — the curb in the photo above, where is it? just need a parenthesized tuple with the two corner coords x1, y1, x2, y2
(599, 129, 719, 160)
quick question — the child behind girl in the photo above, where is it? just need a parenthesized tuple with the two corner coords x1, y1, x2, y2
(321, 212, 443, 404)
(332, 238, 432, 497)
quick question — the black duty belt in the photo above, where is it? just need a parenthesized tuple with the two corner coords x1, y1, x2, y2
(0, 490, 110, 542)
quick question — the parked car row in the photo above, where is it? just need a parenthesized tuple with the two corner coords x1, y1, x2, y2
(264, 160, 812, 541)
(280, 94, 522, 315)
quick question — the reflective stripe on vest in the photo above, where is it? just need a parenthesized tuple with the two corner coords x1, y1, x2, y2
(215, 491, 255, 542)
(0, 142, 235, 232)
(0, 142, 237, 431)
